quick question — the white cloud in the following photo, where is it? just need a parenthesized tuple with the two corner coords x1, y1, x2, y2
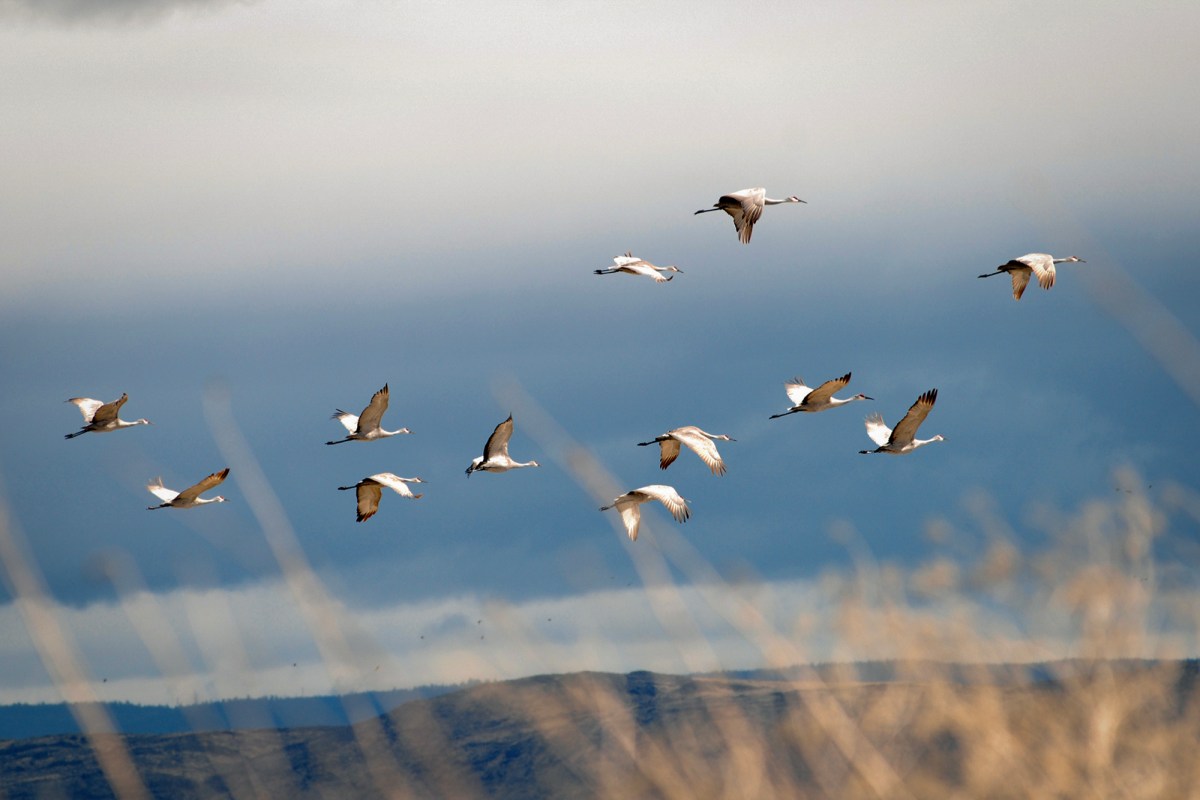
(3, 557, 1196, 706)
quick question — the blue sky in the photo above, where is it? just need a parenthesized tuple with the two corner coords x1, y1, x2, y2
(1, 0, 1198, 704)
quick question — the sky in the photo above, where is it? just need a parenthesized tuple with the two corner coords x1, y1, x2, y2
(1, 0, 1199, 706)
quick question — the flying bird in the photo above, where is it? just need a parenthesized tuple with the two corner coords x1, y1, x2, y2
(637, 426, 735, 475)
(326, 383, 410, 445)
(594, 252, 683, 283)
(977, 253, 1085, 300)
(600, 485, 690, 541)
(694, 187, 805, 244)
(859, 389, 944, 455)
(770, 373, 872, 419)
(146, 468, 230, 509)
(64, 393, 150, 439)
(465, 415, 540, 476)
(338, 473, 425, 522)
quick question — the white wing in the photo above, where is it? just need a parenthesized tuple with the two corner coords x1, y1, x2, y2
(1015, 253, 1056, 291)
(68, 397, 104, 423)
(632, 485, 690, 524)
(733, 188, 765, 243)
(784, 378, 813, 407)
(670, 428, 726, 476)
(146, 478, 179, 503)
(369, 472, 424, 499)
(863, 413, 892, 447)
(612, 252, 642, 267)
(332, 411, 360, 434)
(618, 503, 643, 541)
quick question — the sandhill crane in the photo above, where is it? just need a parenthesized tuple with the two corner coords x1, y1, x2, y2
(326, 383, 410, 445)
(770, 372, 872, 419)
(594, 252, 683, 283)
(147, 468, 230, 509)
(694, 187, 805, 244)
(637, 426, 735, 475)
(859, 389, 944, 455)
(978, 254, 1085, 300)
(64, 393, 150, 439)
(338, 473, 425, 522)
(465, 414, 540, 476)
(600, 485, 690, 541)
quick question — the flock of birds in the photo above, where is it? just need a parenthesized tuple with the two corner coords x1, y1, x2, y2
(64, 187, 1085, 539)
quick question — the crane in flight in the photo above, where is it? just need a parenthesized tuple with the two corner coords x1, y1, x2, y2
(594, 252, 683, 283)
(978, 253, 1085, 300)
(326, 383, 410, 445)
(769, 373, 871, 418)
(694, 187, 805, 244)
(338, 473, 425, 522)
(466, 415, 540, 476)
(147, 468, 230, 509)
(637, 426, 735, 475)
(64, 393, 151, 439)
(600, 485, 690, 541)
(859, 389, 944, 455)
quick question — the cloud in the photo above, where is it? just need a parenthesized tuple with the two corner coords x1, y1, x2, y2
(0, 0, 256, 25)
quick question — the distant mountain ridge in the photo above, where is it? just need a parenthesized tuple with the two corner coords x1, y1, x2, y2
(0, 684, 467, 741)
(1, 660, 1197, 799)
(2, 658, 1191, 741)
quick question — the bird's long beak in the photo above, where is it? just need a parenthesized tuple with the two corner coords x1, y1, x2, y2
(863, 396, 874, 401)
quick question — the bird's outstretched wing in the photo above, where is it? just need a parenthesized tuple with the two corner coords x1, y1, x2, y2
(370, 472, 424, 499)
(145, 478, 179, 503)
(176, 468, 230, 504)
(1020, 254, 1056, 290)
(784, 378, 812, 407)
(356, 384, 390, 432)
(354, 481, 383, 522)
(732, 188, 765, 243)
(805, 373, 851, 407)
(332, 410, 359, 434)
(91, 393, 128, 424)
(1009, 268, 1032, 301)
(617, 503, 643, 541)
(671, 428, 726, 475)
(68, 397, 104, 423)
(633, 485, 690, 524)
(863, 413, 892, 447)
(657, 438, 682, 470)
(889, 389, 937, 446)
(482, 415, 514, 460)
